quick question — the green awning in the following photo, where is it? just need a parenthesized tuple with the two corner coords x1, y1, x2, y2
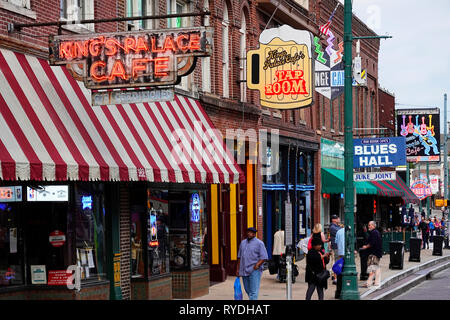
(321, 168, 378, 195)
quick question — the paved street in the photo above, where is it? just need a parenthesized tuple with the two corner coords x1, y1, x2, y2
(394, 267, 450, 300)
(195, 248, 450, 300)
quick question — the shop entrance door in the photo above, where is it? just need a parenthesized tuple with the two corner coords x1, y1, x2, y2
(23, 202, 67, 284)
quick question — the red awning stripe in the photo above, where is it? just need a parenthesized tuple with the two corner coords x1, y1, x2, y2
(173, 96, 224, 183)
(371, 176, 420, 204)
(0, 49, 244, 183)
(395, 176, 420, 204)
(39, 59, 110, 181)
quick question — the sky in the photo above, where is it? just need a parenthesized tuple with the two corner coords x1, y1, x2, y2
(344, 0, 450, 130)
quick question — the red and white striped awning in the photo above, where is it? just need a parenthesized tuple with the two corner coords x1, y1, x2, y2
(0, 49, 244, 184)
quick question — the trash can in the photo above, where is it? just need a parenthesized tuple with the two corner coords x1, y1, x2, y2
(433, 235, 444, 256)
(409, 238, 421, 262)
(389, 241, 404, 270)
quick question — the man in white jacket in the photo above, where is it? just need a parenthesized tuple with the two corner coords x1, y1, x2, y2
(272, 229, 285, 280)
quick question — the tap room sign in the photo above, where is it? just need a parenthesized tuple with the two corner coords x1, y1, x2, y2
(48, 27, 212, 90)
(353, 137, 406, 169)
(396, 108, 440, 163)
(246, 25, 314, 109)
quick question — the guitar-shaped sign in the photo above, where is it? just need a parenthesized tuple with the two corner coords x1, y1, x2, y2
(407, 115, 414, 134)
(414, 115, 420, 134)
(428, 115, 435, 136)
(400, 115, 408, 136)
(420, 116, 427, 135)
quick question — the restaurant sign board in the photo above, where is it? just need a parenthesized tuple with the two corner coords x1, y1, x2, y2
(246, 25, 314, 109)
(396, 108, 440, 163)
(410, 179, 432, 200)
(48, 27, 213, 90)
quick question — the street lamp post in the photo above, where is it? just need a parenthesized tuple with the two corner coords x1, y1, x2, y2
(341, 0, 359, 300)
(341, 0, 392, 300)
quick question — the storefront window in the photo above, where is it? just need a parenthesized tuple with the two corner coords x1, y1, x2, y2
(147, 189, 170, 277)
(189, 192, 208, 268)
(298, 154, 306, 184)
(74, 184, 107, 281)
(307, 153, 314, 185)
(0, 202, 23, 286)
(131, 203, 145, 278)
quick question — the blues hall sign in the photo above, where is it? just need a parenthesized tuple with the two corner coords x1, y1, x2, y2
(353, 137, 406, 169)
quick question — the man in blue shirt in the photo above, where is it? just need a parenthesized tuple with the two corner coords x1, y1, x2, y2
(329, 215, 341, 284)
(237, 227, 268, 300)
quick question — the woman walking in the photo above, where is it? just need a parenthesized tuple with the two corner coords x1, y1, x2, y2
(305, 238, 331, 300)
(311, 223, 329, 253)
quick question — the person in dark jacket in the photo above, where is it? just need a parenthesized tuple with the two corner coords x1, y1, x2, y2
(419, 218, 429, 249)
(305, 237, 331, 300)
(359, 224, 370, 280)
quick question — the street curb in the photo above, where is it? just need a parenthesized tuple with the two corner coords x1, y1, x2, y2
(373, 260, 450, 300)
(360, 254, 450, 300)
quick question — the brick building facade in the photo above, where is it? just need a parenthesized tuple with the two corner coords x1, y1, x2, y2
(0, 0, 392, 300)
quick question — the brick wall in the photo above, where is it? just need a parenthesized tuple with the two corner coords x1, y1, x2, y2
(119, 183, 131, 300)
(0, 0, 121, 57)
(379, 88, 395, 134)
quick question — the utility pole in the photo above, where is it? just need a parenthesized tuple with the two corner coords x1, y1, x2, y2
(341, 0, 391, 300)
(444, 94, 448, 207)
(341, 0, 359, 300)
(427, 163, 430, 217)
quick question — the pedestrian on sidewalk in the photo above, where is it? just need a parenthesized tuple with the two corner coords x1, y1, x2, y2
(329, 215, 341, 284)
(236, 227, 268, 300)
(272, 229, 285, 280)
(312, 223, 329, 253)
(429, 218, 436, 243)
(435, 217, 442, 236)
(305, 237, 331, 300)
(334, 223, 345, 299)
(360, 221, 382, 289)
(419, 218, 429, 249)
(359, 224, 370, 280)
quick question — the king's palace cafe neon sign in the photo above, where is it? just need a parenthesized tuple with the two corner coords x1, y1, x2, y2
(48, 27, 212, 90)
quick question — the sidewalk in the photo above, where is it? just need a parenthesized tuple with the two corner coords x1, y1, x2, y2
(195, 247, 450, 300)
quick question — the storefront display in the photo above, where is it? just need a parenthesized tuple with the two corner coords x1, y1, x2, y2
(189, 193, 208, 267)
(74, 184, 107, 281)
(0, 182, 108, 289)
(0, 202, 23, 286)
(130, 187, 208, 274)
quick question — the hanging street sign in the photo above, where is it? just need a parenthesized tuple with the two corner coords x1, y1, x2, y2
(353, 171, 396, 182)
(246, 25, 314, 109)
(396, 108, 440, 163)
(48, 27, 213, 90)
(314, 36, 345, 100)
(353, 137, 406, 169)
(410, 179, 432, 200)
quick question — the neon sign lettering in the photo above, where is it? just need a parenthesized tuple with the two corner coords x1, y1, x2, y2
(58, 34, 201, 60)
(81, 196, 93, 210)
(49, 27, 212, 90)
